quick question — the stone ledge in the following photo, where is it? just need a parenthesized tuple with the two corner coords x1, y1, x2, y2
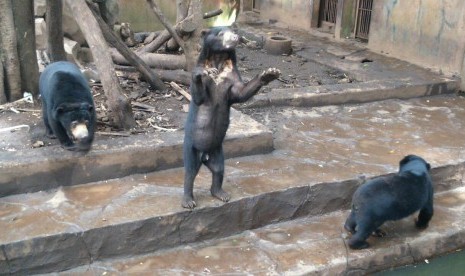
(0, 110, 273, 196)
(0, 161, 463, 274)
(242, 78, 458, 109)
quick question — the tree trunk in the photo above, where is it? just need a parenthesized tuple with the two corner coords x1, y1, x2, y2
(0, 0, 22, 101)
(166, 0, 189, 52)
(146, 0, 184, 49)
(111, 49, 186, 70)
(64, 0, 136, 130)
(145, 0, 202, 71)
(183, 0, 203, 71)
(12, 0, 40, 97)
(46, 0, 67, 62)
(88, 4, 166, 91)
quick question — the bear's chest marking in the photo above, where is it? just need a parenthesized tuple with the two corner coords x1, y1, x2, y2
(206, 59, 234, 85)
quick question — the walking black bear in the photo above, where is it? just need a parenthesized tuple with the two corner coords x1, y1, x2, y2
(40, 61, 96, 152)
(344, 154, 433, 249)
(183, 27, 280, 208)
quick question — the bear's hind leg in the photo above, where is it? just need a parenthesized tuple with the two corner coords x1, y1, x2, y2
(416, 191, 433, 229)
(182, 144, 202, 209)
(372, 228, 387, 237)
(204, 146, 230, 203)
(344, 211, 357, 234)
(348, 218, 378, 249)
(416, 204, 433, 229)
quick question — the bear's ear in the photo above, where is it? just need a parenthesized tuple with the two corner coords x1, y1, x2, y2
(426, 162, 431, 171)
(200, 28, 211, 38)
(56, 106, 65, 114)
(399, 155, 411, 167)
(53, 105, 65, 119)
(81, 103, 93, 112)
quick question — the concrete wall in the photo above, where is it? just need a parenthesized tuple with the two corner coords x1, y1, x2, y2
(335, 0, 357, 40)
(258, 0, 317, 30)
(368, 0, 465, 89)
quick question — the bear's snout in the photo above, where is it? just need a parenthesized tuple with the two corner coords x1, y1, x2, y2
(71, 122, 89, 141)
(222, 31, 239, 48)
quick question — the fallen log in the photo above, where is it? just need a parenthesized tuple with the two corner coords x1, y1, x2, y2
(141, 8, 224, 54)
(115, 65, 191, 86)
(88, 3, 166, 91)
(111, 49, 186, 70)
(155, 69, 191, 85)
(137, 13, 197, 54)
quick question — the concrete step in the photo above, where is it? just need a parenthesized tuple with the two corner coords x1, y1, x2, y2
(54, 186, 465, 275)
(243, 78, 458, 109)
(0, 110, 273, 196)
(2, 95, 465, 274)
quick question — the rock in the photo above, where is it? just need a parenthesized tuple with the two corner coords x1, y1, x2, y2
(63, 37, 81, 63)
(32, 141, 45, 148)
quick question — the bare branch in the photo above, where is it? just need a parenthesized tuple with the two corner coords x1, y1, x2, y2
(170, 81, 191, 101)
(203, 9, 223, 19)
(87, 2, 166, 91)
(146, 0, 184, 49)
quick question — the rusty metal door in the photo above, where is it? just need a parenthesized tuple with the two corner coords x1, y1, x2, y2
(320, 0, 338, 26)
(355, 0, 373, 40)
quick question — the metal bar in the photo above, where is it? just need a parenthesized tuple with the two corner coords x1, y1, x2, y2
(322, 0, 338, 24)
(355, 0, 373, 40)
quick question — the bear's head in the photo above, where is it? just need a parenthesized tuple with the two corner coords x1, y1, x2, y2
(201, 26, 240, 53)
(54, 102, 95, 149)
(399, 154, 431, 175)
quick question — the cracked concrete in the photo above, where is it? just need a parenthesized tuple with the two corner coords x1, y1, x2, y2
(55, 187, 465, 275)
(2, 96, 465, 274)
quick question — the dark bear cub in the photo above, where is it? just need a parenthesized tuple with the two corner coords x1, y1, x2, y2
(40, 61, 96, 152)
(183, 27, 281, 209)
(344, 154, 433, 249)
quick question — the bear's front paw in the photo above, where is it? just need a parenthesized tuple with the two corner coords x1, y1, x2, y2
(193, 70, 203, 82)
(205, 68, 219, 77)
(260, 68, 281, 84)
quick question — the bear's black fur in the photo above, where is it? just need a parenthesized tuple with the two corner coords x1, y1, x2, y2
(344, 154, 433, 249)
(182, 27, 280, 208)
(39, 61, 96, 152)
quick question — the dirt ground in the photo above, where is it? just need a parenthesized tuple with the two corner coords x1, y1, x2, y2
(0, 32, 350, 151)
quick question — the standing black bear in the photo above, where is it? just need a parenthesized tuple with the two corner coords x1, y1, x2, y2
(40, 61, 96, 152)
(344, 154, 433, 249)
(183, 27, 281, 209)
